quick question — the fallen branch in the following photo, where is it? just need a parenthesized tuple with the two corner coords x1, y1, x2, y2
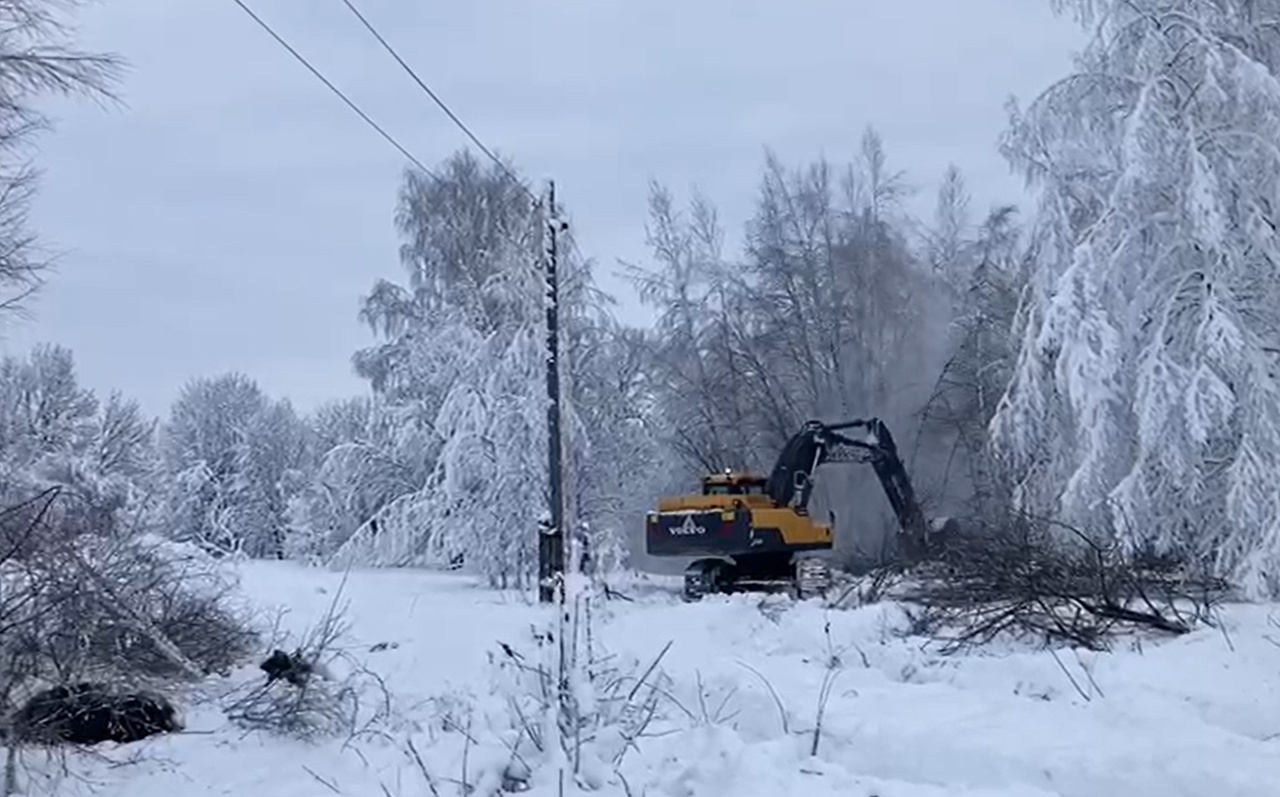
(900, 515, 1229, 652)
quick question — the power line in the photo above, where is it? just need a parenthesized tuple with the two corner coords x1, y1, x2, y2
(336, 0, 535, 201)
(231, 0, 554, 258)
(229, 0, 435, 177)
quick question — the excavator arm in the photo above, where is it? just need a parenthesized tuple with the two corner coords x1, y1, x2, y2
(765, 419, 932, 559)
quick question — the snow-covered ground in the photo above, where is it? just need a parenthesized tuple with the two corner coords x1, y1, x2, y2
(19, 561, 1280, 796)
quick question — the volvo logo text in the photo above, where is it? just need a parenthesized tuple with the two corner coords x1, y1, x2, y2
(670, 515, 707, 536)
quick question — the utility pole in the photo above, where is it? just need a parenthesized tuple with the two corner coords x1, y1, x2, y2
(538, 180, 567, 604)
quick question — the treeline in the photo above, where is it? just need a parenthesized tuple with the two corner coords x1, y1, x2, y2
(0, 133, 1021, 579)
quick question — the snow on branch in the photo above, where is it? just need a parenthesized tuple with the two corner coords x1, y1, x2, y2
(992, 0, 1280, 596)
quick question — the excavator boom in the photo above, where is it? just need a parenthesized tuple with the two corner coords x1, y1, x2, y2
(765, 418, 931, 557)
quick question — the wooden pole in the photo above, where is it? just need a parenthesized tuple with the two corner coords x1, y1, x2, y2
(539, 180, 566, 604)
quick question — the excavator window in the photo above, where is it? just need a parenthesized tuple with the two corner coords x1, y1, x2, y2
(703, 482, 767, 496)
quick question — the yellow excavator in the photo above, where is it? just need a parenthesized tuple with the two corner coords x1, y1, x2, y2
(645, 418, 938, 601)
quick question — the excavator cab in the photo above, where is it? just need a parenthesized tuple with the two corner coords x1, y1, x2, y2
(701, 471, 768, 496)
(656, 471, 773, 514)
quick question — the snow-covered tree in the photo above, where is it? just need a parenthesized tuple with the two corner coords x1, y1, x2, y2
(561, 318, 665, 572)
(285, 396, 427, 560)
(239, 397, 313, 558)
(0, 343, 157, 537)
(993, 0, 1280, 595)
(322, 149, 647, 584)
(160, 372, 309, 558)
(325, 150, 543, 578)
(425, 319, 551, 586)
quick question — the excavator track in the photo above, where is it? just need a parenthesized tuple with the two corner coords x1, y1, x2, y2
(682, 559, 727, 601)
(681, 555, 832, 601)
(793, 556, 832, 599)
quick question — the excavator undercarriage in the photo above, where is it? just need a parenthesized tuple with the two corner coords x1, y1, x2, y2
(645, 419, 939, 601)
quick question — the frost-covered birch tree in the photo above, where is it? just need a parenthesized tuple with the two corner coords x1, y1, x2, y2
(323, 149, 647, 584)
(993, 0, 1280, 595)
(325, 151, 545, 580)
(285, 396, 428, 561)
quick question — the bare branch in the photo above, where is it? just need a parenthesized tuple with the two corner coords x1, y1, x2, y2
(0, 0, 125, 318)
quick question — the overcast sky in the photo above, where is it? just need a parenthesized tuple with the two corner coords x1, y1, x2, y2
(1, 0, 1085, 418)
